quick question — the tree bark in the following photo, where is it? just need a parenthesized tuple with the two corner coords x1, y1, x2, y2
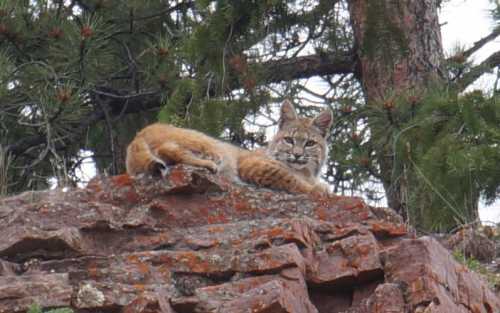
(348, 0, 444, 217)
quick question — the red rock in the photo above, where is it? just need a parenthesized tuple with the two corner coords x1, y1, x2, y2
(122, 296, 160, 313)
(307, 232, 382, 286)
(309, 289, 353, 313)
(218, 279, 315, 313)
(352, 280, 381, 305)
(383, 236, 500, 313)
(0, 165, 496, 313)
(366, 283, 406, 313)
(445, 227, 496, 262)
(0, 273, 72, 313)
(175, 268, 317, 313)
(232, 243, 306, 275)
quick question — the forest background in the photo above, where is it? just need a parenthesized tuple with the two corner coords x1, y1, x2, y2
(1, 0, 500, 231)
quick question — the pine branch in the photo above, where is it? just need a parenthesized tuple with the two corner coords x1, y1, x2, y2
(227, 0, 342, 59)
(455, 50, 500, 92)
(262, 53, 355, 83)
(462, 26, 500, 59)
(111, 1, 195, 23)
(6, 89, 162, 159)
(5, 51, 355, 160)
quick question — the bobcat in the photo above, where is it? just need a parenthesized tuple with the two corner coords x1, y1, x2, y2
(126, 100, 333, 195)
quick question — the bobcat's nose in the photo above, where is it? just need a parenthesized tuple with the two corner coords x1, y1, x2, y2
(292, 147, 303, 158)
(291, 153, 307, 164)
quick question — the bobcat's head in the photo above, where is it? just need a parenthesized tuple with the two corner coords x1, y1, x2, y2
(267, 100, 333, 178)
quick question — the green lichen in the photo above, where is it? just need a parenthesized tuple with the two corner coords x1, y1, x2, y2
(27, 304, 74, 313)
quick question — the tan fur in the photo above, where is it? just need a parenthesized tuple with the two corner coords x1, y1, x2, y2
(126, 100, 333, 195)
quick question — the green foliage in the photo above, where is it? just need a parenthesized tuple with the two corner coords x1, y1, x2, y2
(27, 303, 73, 313)
(0, 0, 283, 191)
(452, 249, 482, 272)
(453, 249, 500, 288)
(387, 90, 500, 230)
(157, 77, 265, 137)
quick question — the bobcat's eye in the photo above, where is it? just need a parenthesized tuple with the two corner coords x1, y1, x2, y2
(283, 137, 294, 144)
(305, 140, 316, 147)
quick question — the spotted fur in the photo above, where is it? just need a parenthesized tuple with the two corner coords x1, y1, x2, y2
(126, 100, 333, 195)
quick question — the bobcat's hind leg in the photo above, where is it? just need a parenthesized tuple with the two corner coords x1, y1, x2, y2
(155, 142, 218, 173)
(238, 154, 317, 194)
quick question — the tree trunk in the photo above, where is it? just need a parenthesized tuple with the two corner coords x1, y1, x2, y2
(348, 0, 444, 218)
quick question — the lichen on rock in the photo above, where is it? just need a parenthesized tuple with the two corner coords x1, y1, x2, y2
(0, 165, 498, 313)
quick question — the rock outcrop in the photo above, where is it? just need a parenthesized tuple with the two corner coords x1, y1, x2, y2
(0, 165, 498, 313)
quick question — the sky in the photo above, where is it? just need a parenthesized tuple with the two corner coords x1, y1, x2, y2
(441, 0, 499, 91)
(76, 0, 500, 222)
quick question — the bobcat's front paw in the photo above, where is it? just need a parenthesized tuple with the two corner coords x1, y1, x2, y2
(312, 182, 332, 197)
(200, 160, 218, 173)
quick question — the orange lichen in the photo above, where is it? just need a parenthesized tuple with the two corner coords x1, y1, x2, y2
(314, 207, 329, 221)
(207, 226, 225, 233)
(266, 227, 286, 238)
(207, 213, 229, 224)
(175, 251, 213, 272)
(355, 244, 371, 255)
(127, 254, 141, 264)
(86, 179, 103, 193)
(157, 265, 172, 279)
(335, 196, 365, 211)
(133, 284, 146, 292)
(167, 168, 189, 186)
(369, 222, 407, 236)
(233, 199, 252, 212)
(257, 251, 287, 270)
(111, 174, 134, 187)
(88, 264, 99, 279)
(134, 261, 150, 275)
(410, 277, 425, 292)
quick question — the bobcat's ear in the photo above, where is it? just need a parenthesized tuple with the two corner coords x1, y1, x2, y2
(279, 99, 298, 128)
(312, 108, 333, 137)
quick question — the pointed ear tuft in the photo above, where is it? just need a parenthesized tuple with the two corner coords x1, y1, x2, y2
(279, 99, 298, 128)
(312, 109, 333, 137)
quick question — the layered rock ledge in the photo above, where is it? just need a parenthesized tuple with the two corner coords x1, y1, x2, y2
(0, 165, 498, 313)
